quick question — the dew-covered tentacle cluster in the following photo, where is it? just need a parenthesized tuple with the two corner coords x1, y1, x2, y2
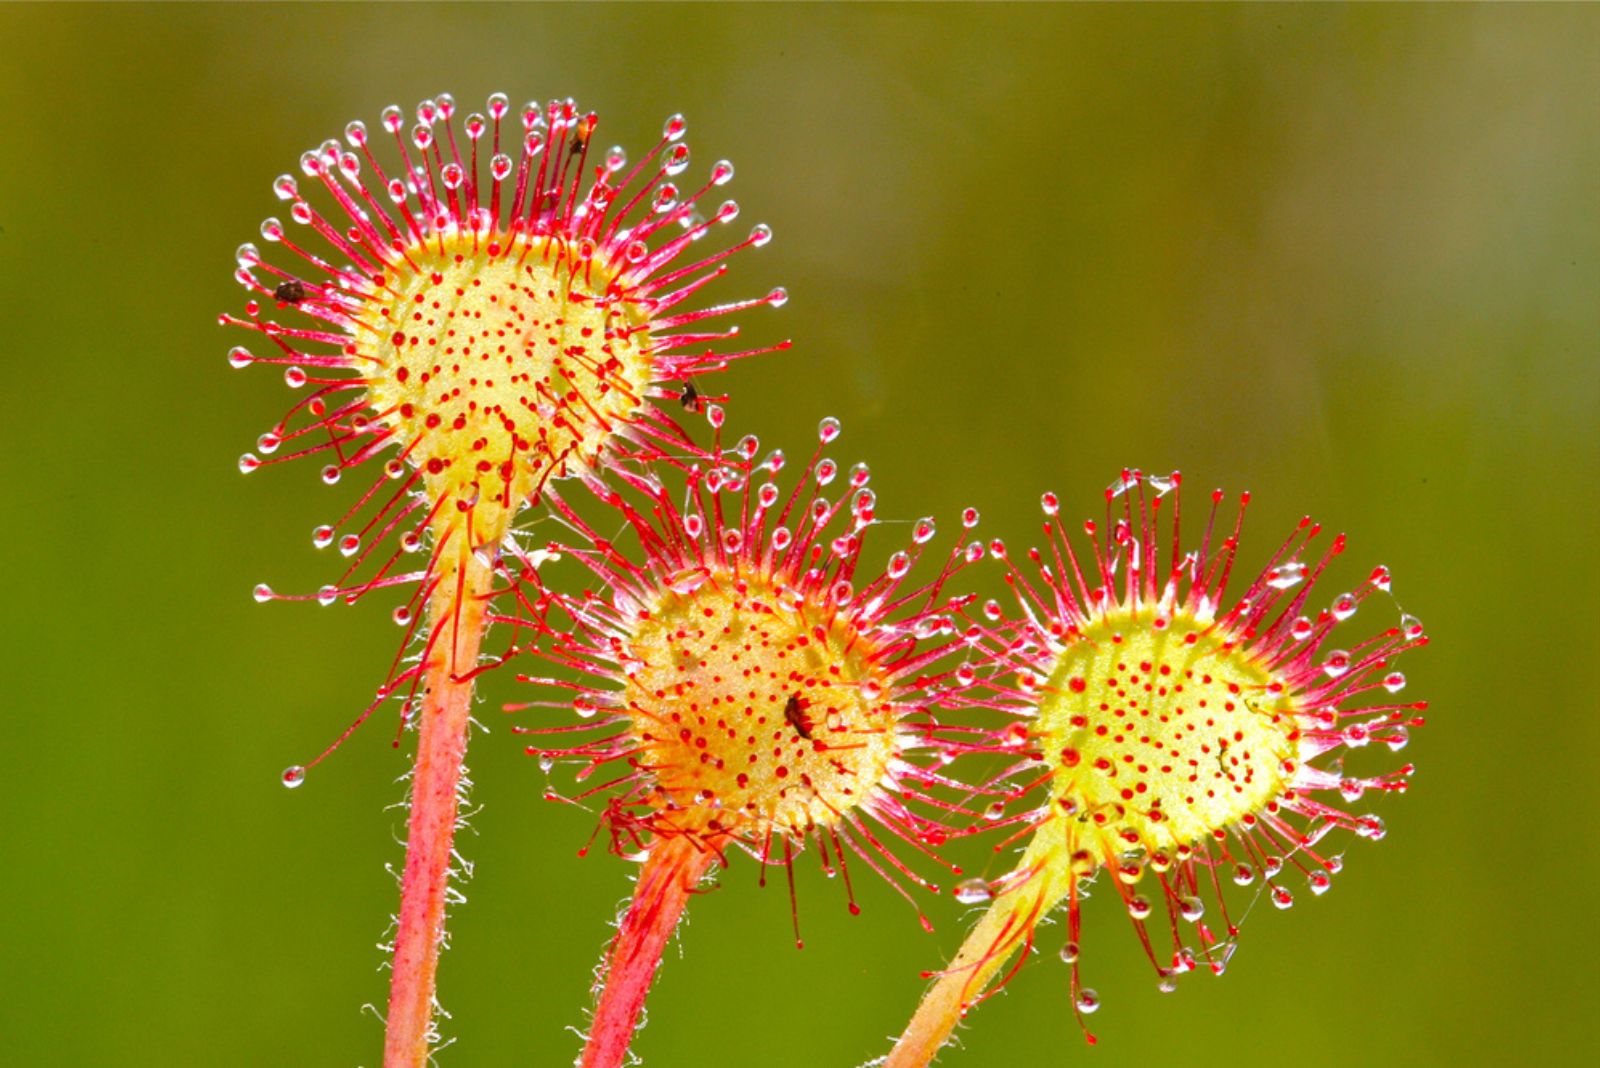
(229, 93, 786, 773)
(503, 417, 1002, 936)
(906, 469, 1429, 1045)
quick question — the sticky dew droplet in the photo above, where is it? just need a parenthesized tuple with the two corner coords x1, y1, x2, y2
(1322, 650, 1352, 678)
(953, 878, 993, 905)
(1266, 562, 1307, 589)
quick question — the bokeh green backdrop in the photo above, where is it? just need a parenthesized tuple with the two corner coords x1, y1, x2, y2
(2, 4, 1595, 1066)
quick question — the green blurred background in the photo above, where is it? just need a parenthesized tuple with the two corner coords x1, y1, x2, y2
(2, 4, 1595, 1066)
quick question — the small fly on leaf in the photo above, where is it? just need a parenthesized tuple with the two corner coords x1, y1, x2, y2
(679, 379, 701, 412)
(784, 693, 813, 739)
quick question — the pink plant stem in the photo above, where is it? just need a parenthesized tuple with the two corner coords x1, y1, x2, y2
(581, 836, 714, 1068)
(885, 875, 1056, 1068)
(383, 546, 491, 1068)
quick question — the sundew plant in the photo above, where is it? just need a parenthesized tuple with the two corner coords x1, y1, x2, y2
(227, 95, 1429, 1068)
(228, 92, 782, 1065)
(506, 419, 1000, 1068)
(884, 471, 1428, 1065)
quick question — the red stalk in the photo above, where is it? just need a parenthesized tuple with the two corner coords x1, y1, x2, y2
(581, 835, 714, 1068)
(383, 543, 491, 1067)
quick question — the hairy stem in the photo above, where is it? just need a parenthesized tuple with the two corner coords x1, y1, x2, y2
(886, 872, 1060, 1068)
(383, 541, 492, 1068)
(581, 836, 715, 1068)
